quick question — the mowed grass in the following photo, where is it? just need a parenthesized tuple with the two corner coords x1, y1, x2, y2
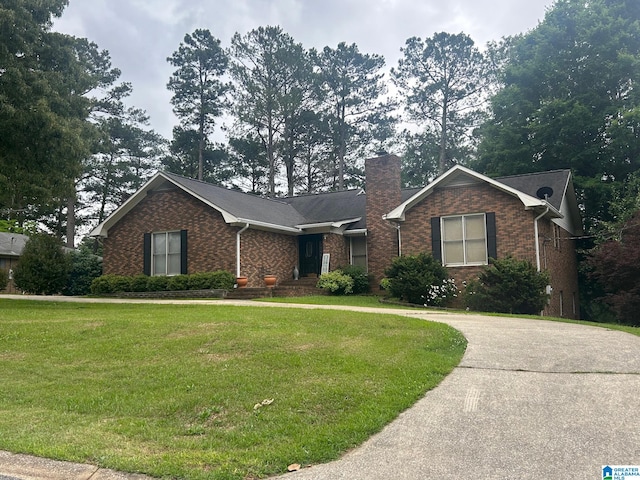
(0, 299, 466, 480)
(256, 295, 405, 309)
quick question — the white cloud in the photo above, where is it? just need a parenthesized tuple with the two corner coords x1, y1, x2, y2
(53, 0, 552, 139)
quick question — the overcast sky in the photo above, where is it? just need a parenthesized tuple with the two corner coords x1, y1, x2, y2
(53, 0, 554, 139)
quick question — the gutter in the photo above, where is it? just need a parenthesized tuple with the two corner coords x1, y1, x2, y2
(236, 223, 249, 278)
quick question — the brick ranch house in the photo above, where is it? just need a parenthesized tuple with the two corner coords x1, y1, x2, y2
(91, 153, 582, 319)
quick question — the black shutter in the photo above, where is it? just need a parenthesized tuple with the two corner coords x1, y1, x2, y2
(180, 229, 188, 275)
(143, 233, 151, 275)
(431, 217, 442, 263)
(486, 212, 497, 260)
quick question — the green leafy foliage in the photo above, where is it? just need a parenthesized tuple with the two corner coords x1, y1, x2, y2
(62, 249, 102, 296)
(145, 275, 169, 292)
(588, 211, 640, 326)
(317, 271, 354, 295)
(129, 274, 150, 292)
(230, 26, 314, 196)
(13, 234, 71, 295)
(338, 265, 371, 294)
(465, 256, 550, 315)
(383, 252, 455, 306)
(167, 274, 189, 291)
(90, 271, 236, 295)
(314, 42, 394, 190)
(187, 271, 235, 290)
(475, 0, 640, 231)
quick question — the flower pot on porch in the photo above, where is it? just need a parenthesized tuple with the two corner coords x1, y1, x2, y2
(264, 275, 277, 288)
(236, 276, 248, 288)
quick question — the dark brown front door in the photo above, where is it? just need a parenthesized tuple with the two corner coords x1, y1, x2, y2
(299, 234, 322, 277)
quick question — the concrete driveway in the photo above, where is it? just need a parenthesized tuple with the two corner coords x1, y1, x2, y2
(0, 296, 639, 479)
(271, 310, 640, 480)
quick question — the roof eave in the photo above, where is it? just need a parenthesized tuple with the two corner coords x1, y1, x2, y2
(233, 218, 301, 234)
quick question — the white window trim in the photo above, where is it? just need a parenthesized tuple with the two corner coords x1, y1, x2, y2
(441, 213, 488, 267)
(151, 230, 182, 276)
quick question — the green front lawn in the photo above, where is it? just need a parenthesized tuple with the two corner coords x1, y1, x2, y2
(0, 299, 466, 480)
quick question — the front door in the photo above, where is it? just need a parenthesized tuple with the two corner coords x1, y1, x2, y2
(298, 234, 322, 277)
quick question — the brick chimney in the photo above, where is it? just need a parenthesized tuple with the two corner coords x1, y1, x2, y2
(365, 153, 402, 290)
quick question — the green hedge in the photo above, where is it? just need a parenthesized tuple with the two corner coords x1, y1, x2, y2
(90, 271, 235, 295)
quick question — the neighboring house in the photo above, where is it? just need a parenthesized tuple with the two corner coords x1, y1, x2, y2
(91, 153, 582, 318)
(0, 232, 28, 293)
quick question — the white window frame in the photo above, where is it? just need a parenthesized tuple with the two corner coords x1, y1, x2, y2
(441, 213, 488, 266)
(151, 231, 182, 276)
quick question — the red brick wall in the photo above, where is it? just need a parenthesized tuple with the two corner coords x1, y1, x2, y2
(537, 220, 580, 318)
(400, 183, 580, 318)
(104, 188, 237, 276)
(323, 233, 350, 269)
(239, 229, 297, 287)
(366, 154, 401, 288)
(103, 187, 298, 288)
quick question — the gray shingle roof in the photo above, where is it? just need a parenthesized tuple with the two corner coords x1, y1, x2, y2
(0, 232, 29, 257)
(96, 168, 575, 237)
(496, 170, 571, 211)
(163, 173, 308, 228)
(284, 189, 366, 224)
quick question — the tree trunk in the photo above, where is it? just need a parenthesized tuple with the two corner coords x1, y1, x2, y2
(439, 101, 448, 175)
(66, 193, 75, 249)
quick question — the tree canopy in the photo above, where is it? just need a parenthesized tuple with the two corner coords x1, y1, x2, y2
(394, 32, 493, 176)
(167, 29, 230, 181)
(475, 0, 640, 230)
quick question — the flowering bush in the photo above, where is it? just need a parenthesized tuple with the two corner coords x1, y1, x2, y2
(383, 252, 457, 306)
(423, 278, 458, 307)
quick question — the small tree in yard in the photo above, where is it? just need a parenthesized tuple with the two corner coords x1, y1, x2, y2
(383, 252, 457, 306)
(13, 234, 71, 295)
(465, 256, 549, 315)
(63, 248, 103, 296)
(589, 211, 640, 326)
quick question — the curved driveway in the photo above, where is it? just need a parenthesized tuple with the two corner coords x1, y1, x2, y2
(0, 296, 639, 479)
(271, 308, 640, 480)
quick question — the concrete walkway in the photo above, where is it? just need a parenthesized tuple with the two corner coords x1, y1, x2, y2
(1, 295, 639, 479)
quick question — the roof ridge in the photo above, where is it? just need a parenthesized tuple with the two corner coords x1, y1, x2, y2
(496, 169, 571, 179)
(162, 171, 295, 206)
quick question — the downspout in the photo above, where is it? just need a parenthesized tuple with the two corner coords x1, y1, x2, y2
(534, 206, 549, 272)
(236, 223, 249, 278)
(395, 224, 402, 257)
